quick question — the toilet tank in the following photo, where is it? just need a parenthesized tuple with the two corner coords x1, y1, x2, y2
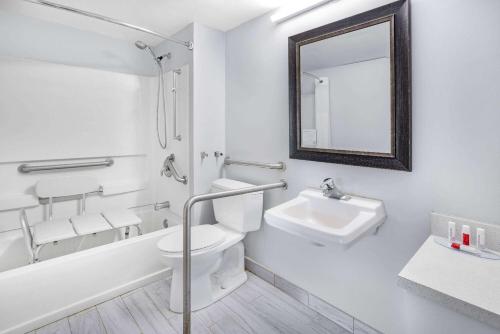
(211, 178, 263, 233)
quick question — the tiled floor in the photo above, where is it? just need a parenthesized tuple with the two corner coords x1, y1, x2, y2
(30, 272, 350, 334)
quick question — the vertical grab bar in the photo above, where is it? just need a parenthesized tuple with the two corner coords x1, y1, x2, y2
(182, 180, 288, 334)
(173, 69, 182, 141)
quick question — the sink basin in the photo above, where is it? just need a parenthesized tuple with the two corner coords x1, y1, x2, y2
(264, 189, 386, 246)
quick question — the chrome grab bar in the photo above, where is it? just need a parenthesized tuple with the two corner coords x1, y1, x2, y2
(162, 154, 188, 184)
(18, 159, 114, 174)
(154, 201, 171, 211)
(39, 189, 101, 205)
(224, 157, 286, 170)
(128, 201, 171, 211)
(182, 180, 288, 333)
(172, 69, 182, 141)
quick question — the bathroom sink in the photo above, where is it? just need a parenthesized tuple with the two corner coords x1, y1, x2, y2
(264, 189, 386, 246)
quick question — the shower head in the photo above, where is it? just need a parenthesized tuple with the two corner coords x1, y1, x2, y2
(135, 40, 171, 64)
(135, 40, 161, 65)
(135, 40, 148, 50)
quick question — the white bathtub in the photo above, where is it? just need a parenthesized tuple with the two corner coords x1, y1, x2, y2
(0, 229, 171, 334)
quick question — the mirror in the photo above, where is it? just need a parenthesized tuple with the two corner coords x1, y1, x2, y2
(289, 0, 411, 171)
(300, 21, 392, 154)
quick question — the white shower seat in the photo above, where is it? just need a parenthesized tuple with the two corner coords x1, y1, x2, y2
(32, 218, 77, 245)
(19, 176, 143, 263)
(102, 210, 142, 237)
(71, 213, 112, 235)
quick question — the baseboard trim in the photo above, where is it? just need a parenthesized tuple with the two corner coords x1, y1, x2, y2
(244, 257, 382, 334)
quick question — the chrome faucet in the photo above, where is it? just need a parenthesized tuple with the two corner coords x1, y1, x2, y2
(320, 178, 349, 200)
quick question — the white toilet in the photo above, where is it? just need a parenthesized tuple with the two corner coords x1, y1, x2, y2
(157, 178, 263, 313)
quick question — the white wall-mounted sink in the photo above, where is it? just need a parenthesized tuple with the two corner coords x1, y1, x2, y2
(264, 189, 386, 246)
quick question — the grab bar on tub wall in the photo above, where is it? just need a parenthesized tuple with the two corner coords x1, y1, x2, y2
(161, 154, 187, 184)
(129, 201, 171, 211)
(224, 157, 286, 170)
(182, 180, 288, 334)
(172, 68, 182, 141)
(18, 159, 114, 173)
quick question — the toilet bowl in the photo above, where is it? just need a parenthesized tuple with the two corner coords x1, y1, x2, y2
(157, 178, 264, 313)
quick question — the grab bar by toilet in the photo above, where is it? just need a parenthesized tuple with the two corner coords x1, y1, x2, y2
(18, 158, 114, 173)
(224, 157, 286, 170)
(182, 180, 288, 334)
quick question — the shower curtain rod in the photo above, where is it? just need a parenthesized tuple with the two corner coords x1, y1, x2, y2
(24, 0, 194, 50)
(302, 71, 323, 82)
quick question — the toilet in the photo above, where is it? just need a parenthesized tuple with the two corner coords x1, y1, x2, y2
(157, 178, 263, 313)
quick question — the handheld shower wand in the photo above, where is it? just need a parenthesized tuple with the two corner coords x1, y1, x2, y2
(135, 40, 171, 149)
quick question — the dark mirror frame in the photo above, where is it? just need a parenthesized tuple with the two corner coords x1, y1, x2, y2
(288, 0, 411, 171)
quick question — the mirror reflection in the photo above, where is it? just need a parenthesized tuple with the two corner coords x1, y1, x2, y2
(299, 21, 393, 155)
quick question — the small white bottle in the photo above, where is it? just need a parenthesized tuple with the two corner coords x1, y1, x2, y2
(448, 221, 456, 242)
(476, 228, 486, 250)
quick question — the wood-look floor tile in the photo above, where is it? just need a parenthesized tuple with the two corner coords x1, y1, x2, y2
(255, 295, 334, 334)
(209, 314, 250, 334)
(231, 279, 262, 303)
(30, 272, 356, 334)
(168, 313, 211, 334)
(143, 279, 177, 320)
(97, 297, 141, 334)
(246, 272, 318, 318)
(309, 312, 353, 334)
(194, 300, 233, 327)
(68, 307, 106, 334)
(122, 289, 176, 334)
(221, 292, 283, 334)
(35, 319, 71, 334)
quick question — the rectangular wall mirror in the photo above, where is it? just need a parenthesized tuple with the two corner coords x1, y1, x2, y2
(289, 0, 411, 171)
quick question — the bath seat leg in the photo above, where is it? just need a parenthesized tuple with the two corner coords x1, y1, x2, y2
(135, 224, 142, 236)
(33, 244, 45, 263)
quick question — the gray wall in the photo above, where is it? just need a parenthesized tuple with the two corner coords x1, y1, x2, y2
(225, 0, 500, 333)
(192, 23, 227, 225)
(0, 10, 156, 75)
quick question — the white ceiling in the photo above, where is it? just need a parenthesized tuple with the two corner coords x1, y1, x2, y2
(0, 0, 287, 45)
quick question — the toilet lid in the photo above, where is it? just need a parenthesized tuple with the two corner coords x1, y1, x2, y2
(158, 225, 226, 253)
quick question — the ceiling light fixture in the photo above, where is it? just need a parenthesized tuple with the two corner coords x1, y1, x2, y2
(270, 0, 334, 23)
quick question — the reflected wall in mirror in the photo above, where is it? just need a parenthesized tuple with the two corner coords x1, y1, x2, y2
(289, 0, 411, 171)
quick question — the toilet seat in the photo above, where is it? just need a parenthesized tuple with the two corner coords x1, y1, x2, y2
(158, 225, 226, 254)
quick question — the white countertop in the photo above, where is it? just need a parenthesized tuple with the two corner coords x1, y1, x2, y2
(399, 236, 500, 326)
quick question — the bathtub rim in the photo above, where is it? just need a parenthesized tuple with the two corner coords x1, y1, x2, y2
(0, 228, 171, 334)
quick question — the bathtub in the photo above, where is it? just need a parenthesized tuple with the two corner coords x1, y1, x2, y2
(0, 228, 171, 334)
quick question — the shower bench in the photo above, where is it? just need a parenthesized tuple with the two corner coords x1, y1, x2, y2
(19, 176, 142, 263)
